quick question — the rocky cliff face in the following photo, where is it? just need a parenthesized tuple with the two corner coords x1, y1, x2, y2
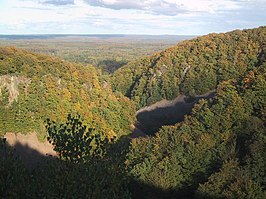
(0, 75, 31, 106)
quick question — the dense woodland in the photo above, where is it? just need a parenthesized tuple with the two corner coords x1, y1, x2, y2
(1, 27, 266, 198)
(112, 27, 266, 108)
(0, 47, 135, 139)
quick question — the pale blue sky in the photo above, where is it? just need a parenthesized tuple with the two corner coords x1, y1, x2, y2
(0, 0, 265, 35)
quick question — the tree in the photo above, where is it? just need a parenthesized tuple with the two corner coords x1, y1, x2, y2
(46, 114, 112, 163)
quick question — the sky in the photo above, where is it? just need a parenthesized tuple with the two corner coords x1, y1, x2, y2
(0, 0, 265, 35)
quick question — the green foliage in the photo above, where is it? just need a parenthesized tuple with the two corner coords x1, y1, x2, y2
(98, 59, 128, 74)
(126, 61, 266, 198)
(1, 27, 266, 199)
(112, 26, 266, 108)
(0, 47, 136, 138)
(46, 114, 112, 163)
(0, 116, 132, 199)
(196, 160, 265, 199)
(0, 36, 187, 74)
(0, 138, 31, 198)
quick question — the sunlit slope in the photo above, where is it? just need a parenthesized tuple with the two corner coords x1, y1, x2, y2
(112, 26, 266, 108)
(0, 47, 135, 139)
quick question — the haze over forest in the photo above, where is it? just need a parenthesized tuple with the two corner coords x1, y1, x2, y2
(0, 0, 265, 199)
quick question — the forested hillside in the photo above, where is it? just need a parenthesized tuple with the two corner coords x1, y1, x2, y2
(1, 27, 266, 199)
(123, 26, 266, 198)
(127, 63, 266, 198)
(0, 47, 135, 139)
(112, 26, 266, 108)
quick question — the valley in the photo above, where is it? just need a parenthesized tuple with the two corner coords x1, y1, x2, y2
(1, 26, 266, 199)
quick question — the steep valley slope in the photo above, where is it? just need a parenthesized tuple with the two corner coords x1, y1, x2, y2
(0, 47, 135, 140)
(0, 26, 266, 199)
(112, 26, 266, 108)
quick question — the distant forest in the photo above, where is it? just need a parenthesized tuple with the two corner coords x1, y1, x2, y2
(0, 27, 265, 198)
(0, 35, 194, 74)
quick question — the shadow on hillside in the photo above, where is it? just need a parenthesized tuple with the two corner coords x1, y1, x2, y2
(136, 91, 215, 135)
(1, 136, 217, 199)
(1, 140, 55, 170)
(97, 59, 128, 73)
(2, 136, 56, 170)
